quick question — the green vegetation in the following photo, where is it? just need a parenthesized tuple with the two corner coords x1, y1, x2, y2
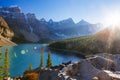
(40, 47, 44, 68)
(29, 64, 33, 71)
(46, 51, 52, 68)
(0, 53, 3, 80)
(0, 49, 10, 79)
(12, 34, 31, 44)
(49, 35, 109, 55)
(4, 49, 10, 78)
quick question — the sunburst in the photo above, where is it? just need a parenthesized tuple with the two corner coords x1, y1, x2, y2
(104, 11, 120, 27)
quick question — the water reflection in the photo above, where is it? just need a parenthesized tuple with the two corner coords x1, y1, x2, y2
(0, 44, 81, 77)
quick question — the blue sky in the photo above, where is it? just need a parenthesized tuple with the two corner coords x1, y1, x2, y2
(0, 0, 120, 24)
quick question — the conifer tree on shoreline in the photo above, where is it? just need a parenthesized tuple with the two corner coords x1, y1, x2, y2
(0, 52, 3, 80)
(46, 51, 52, 68)
(40, 47, 44, 68)
(4, 49, 10, 78)
(29, 64, 33, 71)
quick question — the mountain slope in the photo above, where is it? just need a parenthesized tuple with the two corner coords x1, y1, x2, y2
(0, 16, 16, 46)
(0, 6, 103, 43)
(49, 26, 120, 55)
(0, 35, 16, 46)
(0, 16, 14, 40)
(50, 19, 102, 38)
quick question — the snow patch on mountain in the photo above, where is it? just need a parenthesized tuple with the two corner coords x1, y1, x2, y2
(25, 14, 33, 33)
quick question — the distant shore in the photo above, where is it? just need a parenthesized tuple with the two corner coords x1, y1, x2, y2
(49, 47, 86, 58)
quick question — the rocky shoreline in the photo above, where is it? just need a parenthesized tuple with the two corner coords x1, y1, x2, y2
(0, 35, 16, 46)
(21, 53, 120, 80)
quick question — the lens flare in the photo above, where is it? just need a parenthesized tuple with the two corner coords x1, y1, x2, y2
(104, 11, 120, 26)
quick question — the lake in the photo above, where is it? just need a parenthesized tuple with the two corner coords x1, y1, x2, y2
(0, 44, 82, 77)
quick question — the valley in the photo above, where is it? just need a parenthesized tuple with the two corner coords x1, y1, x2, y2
(0, 2, 120, 80)
(49, 26, 120, 55)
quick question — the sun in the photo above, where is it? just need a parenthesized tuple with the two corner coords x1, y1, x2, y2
(104, 11, 120, 26)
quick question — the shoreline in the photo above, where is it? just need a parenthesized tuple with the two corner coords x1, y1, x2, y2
(49, 47, 86, 58)
(0, 36, 17, 46)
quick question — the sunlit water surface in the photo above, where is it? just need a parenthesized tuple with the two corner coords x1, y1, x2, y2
(0, 44, 82, 77)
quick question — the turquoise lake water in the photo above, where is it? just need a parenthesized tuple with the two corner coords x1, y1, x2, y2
(0, 44, 82, 77)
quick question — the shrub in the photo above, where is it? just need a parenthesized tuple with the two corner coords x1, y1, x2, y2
(22, 73, 38, 80)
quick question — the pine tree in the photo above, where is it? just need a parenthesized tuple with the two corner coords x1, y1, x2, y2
(40, 53, 44, 68)
(4, 49, 9, 78)
(40, 47, 44, 68)
(46, 51, 52, 68)
(0, 53, 3, 80)
(29, 64, 32, 71)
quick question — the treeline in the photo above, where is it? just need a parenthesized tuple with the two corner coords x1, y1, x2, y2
(39, 47, 52, 68)
(23, 47, 53, 80)
(0, 49, 10, 80)
(28, 46, 53, 71)
(49, 36, 109, 54)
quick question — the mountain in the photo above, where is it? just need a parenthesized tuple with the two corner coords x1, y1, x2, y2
(76, 20, 102, 34)
(0, 35, 16, 46)
(0, 16, 14, 40)
(48, 19, 103, 39)
(49, 26, 120, 55)
(77, 19, 90, 25)
(0, 16, 16, 46)
(0, 6, 54, 43)
(0, 6, 103, 43)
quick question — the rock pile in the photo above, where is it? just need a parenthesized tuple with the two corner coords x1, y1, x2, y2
(23, 53, 120, 80)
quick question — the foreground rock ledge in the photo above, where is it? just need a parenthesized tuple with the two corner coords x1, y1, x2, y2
(24, 53, 120, 80)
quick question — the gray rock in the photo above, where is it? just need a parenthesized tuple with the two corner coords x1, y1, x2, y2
(27, 53, 120, 80)
(96, 70, 120, 80)
(89, 56, 116, 71)
(95, 53, 120, 71)
(37, 69, 59, 80)
(113, 54, 120, 71)
(92, 77, 98, 80)
(65, 60, 99, 80)
(96, 70, 111, 80)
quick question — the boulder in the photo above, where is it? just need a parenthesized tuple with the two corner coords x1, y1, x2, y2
(92, 77, 98, 80)
(25, 53, 120, 80)
(37, 68, 59, 80)
(64, 60, 99, 80)
(113, 54, 120, 71)
(94, 53, 120, 71)
(89, 56, 116, 71)
(96, 70, 120, 80)
(96, 70, 111, 80)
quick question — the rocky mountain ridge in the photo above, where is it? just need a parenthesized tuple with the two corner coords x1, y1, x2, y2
(0, 16, 14, 40)
(0, 16, 16, 46)
(0, 6, 103, 43)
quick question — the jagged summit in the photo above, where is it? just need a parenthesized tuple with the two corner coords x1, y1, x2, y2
(60, 18, 75, 24)
(9, 5, 19, 8)
(26, 13, 36, 19)
(48, 19, 53, 23)
(0, 5, 103, 43)
(77, 19, 90, 25)
(40, 18, 46, 22)
(0, 5, 22, 13)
